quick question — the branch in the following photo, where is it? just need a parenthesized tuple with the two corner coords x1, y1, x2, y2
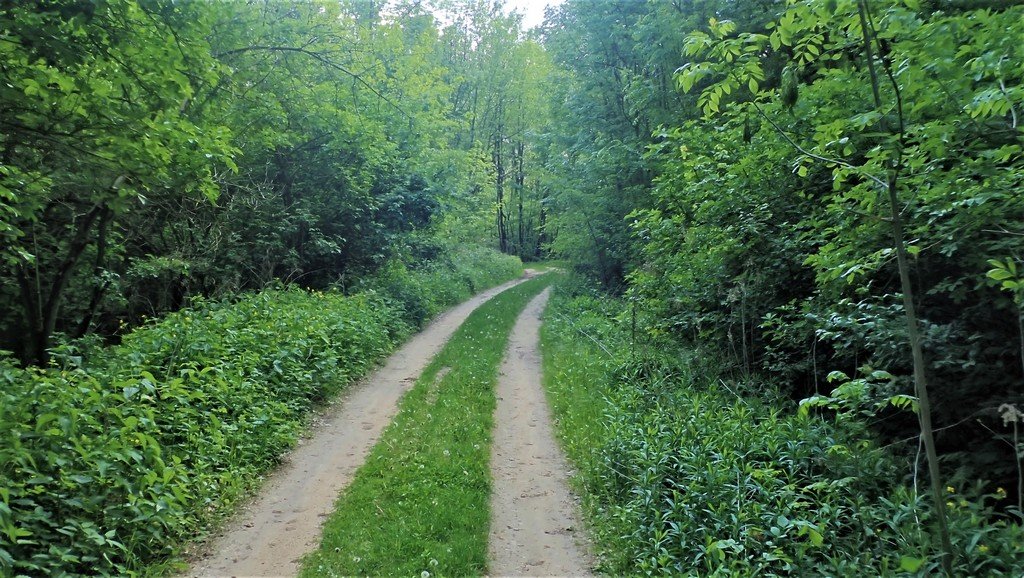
(750, 101, 889, 190)
(214, 45, 413, 122)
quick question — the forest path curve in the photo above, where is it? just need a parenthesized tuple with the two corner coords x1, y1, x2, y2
(186, 271, 540, 578)
(488, 288, 595, 577)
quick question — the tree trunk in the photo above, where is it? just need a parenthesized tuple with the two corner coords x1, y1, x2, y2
(857, 1, 954, 572)
(494, 127, 508, 253)
(536, 185, 547, 260)
(516, 141, 525, 259)
(19, 204, 103, 365)
(75, 208, 113, 338)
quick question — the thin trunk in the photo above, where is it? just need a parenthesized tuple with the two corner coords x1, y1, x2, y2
(1018, 306, 1024, 379)
(516, 141, 525, 258)
(740, 286, 749, 374)
(858, 1, 954, 573)
(537, 187, 547, 260)
(75, 207, 113, 338)
(44, 206, 103, 340)
(16, 265, 41, 366)
(581, 208, 611, 285)
(887, 174, 954, 577)
(21, 204, 103, 365)
(469, 85, 479, 147)
(494, 128, 507, 253)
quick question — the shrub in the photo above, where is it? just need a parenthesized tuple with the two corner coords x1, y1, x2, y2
(0, 247, 522, 577)
(542, 288, 1024, 577)
(355, 245, 522, 328)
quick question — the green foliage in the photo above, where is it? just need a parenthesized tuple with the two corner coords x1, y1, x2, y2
(355, 245, 523, 328)
(0, 0, 525, 364)
(0, 289, 401, 576)
(541, 288, 1024, 576)
(0, 247, 521, 576)
(300, 275, 552, 577)
(623, 0, 1024, 498)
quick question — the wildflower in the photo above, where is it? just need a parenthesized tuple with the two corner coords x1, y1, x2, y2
(998, 403, 1023, 426)
(996, 487, 1007, 499)
(978, 544, 990, 553)
(429, 559, 439, 567)
(421, 572, 430, 578)
(946, 501, 955, 508)
(443, 449, 450, 457)
(946, 486, 955, 494)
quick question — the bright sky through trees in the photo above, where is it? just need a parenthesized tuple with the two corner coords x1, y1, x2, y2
(504, 0, 560, 29)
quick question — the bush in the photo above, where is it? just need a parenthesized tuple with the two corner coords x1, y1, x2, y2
(0, 247, 522, 577)
(542, 289, 1024, 577)
(355, 245, 522, 328)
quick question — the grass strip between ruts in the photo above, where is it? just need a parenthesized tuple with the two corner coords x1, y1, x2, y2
(298, 274, 553, 577)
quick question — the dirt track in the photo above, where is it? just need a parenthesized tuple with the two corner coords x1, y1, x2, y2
(186, 274, 535, 578)
(488, 288, 594, 576)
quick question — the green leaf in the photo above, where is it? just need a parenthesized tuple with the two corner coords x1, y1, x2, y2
(826, 370, 848, 383)
(899, 556, 925, 572)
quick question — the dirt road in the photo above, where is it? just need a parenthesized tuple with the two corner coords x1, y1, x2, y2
(187, 273, 536, 578)
(488, 288, 594, 576)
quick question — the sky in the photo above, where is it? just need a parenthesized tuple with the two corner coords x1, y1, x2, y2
(503, 0, 562, 29)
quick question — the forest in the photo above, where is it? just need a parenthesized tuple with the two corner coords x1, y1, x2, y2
(1, 0, 1023, 576)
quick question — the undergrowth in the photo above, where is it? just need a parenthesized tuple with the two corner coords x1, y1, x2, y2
(0, 249, 521, 577)
(540, 276, 1024, 577)
(356, 245, 524, 328)
(299, 274, 552, 577)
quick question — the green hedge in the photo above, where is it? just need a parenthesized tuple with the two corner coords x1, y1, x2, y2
(0, 249, 521, 577)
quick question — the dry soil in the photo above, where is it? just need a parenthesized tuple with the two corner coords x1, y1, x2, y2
(488, 288, 595, 577)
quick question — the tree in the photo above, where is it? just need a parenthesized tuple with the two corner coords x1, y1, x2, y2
(0, 1, 235, 364)
(676, 1, 1024, 571)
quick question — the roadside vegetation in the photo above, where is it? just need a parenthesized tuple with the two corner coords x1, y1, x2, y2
(300, 274, 551, 577)
(0, 250, 520, 577)
(3, 0, 1023, 575)
(542, 276, 1024, 576)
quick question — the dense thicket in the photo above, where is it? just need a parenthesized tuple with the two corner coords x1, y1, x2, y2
(1, 1, 543, 574)
(0, 0, 554, 366)
(542, 0, 1023, 514)
(537, 0, 1024, 573)
(542, 280, 1024, 576)
(0, 248, 521, 576)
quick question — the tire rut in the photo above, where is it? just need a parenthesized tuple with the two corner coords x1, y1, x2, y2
(488, 288, 594, 576)
(185, 272, 538, 578)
